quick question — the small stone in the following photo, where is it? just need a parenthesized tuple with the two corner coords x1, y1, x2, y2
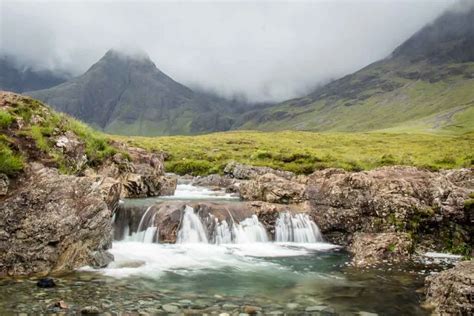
(358, 312, 378, 316)
(49, 300, 68, 309)
(219, 313, 230, 316)
(178, 299, 192, 306)
(286, 303, 299, 310)
(222, 303, 239, 309)
(162, 304, 180, 313)
(81, 306, 101, 314)
(305, 305, 327, 312)
(243, 305, 261, 314)
(37, 278, 56, 288)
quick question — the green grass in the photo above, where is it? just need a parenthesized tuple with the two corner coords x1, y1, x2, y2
(1, 95, 119, 175)
(0, 110, 14, 128)
(0, 136, 24, 176)
(112, 130, 474, 175)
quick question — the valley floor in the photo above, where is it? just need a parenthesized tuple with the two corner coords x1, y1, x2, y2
(112, 130, 474, 175)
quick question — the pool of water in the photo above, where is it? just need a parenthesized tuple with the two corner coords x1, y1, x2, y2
(0, 241, 433, 315)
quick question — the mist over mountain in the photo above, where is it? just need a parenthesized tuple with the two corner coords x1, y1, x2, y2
(240, 5, 474, 134)
(27, 50, 255, 135)
(0, 55, 69, 93)
(1, 0, 452, 103)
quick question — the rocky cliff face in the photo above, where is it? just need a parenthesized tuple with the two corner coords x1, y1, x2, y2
(0, 163, 120, 276)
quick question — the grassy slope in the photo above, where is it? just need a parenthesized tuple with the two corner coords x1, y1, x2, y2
(113, 130, 474, 176)
(0, 93, 118, 176)
(238, 61, 474, 134)
(242, 60, 474, 132)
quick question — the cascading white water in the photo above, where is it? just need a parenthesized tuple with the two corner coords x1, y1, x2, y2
(177, 206, 209, 243)
(275, 212, 323, 243)
(213, 214, 269, 244)
(233, 215, 269, 243)
(120, 206, 160, 243)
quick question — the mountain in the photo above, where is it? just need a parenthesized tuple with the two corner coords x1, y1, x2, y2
(27, 50, 249, 136)
(239, 7, 474, 134)
(0, 55, 68, 93)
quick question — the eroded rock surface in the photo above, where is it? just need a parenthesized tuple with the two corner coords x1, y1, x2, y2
(306, 167, 472, 251)
(93, 146, 176, 198)
(349, 232, 413, 267)
(224, 161, 296, 180)
(239, 173, 306, 204)
(425, 260, 474, 315)
(0, 163, 120, 276)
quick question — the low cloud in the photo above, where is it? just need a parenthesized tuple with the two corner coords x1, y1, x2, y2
(0, 0, 459, 102)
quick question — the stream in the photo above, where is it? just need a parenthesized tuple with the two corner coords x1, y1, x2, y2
(0, 184, 438, 315)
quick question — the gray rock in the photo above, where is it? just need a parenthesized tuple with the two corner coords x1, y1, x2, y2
(0, 173, 9, 195)
(0, 163, 120, 276)
(305, 305, 327, 312)
(81, 306, 101, 314)
(286, 303, 299, 310)
(349, 232, 412, 267)
(162, 304, 180, 313)
(425, 260, 474, 315)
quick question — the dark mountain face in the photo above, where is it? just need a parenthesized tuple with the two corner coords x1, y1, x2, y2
(392, 7, 474, 63)
(27, 50, 244, 135)
(0, 56, 68, 93)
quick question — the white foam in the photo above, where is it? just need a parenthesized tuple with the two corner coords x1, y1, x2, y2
(424, 252, 462, 259)
(94, 241, 337, 278)
(161, 184, 238, 200)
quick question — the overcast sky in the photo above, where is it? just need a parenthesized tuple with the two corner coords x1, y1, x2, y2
(0, 0, 464, 102)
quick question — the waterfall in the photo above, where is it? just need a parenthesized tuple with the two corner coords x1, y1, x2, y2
(233, 215, 269, 243)
(275, 212, 323, 243)
(120, 206, 159, 243)
(213, 214, 269, 244)
(177, 206, 209, 243)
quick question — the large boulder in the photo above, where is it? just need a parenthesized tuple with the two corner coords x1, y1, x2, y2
(306, 167, 472, 249)
(239, 173, 306, 204)
(425, 260, 474, 315)
(224, 161, 296, 180)
(94, 146, 176, 198)
(0, 163, 120, 276)
(349, 232, 413, 267)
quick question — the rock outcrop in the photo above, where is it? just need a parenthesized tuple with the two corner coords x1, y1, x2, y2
(239, 173, 306, 204)
(224, 161, 297, 180)
(89, 145, 176, 198)
(425, 260, 474, 315)
(306, 167, 472, 252)
(349, 232, 413, 267)
(0, 163, 120, 276)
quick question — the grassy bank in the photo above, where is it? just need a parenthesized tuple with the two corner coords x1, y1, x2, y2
(0, 94, 118, 176)
(113, 130, 474, 175)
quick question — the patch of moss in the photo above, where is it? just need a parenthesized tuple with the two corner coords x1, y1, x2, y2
(0, 110, 14, 128)
(0, 140, 24, 176)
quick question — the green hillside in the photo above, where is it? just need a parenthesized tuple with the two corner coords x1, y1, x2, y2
(238, 8, 474, 134)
